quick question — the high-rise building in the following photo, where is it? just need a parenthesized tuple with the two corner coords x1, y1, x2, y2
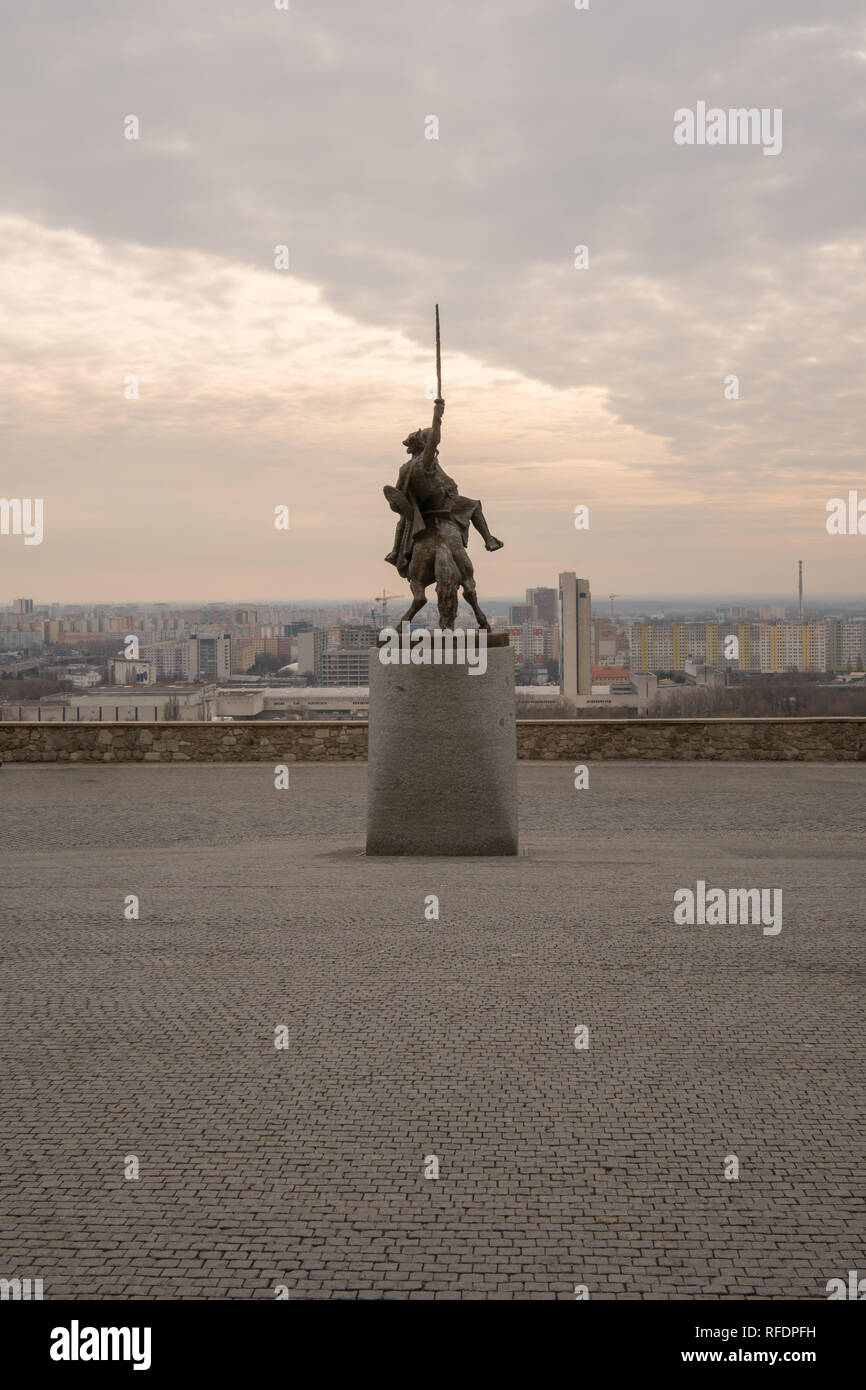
(506, 624, 548, 670)
(826, 619, 866, 670)
(231, 641, 257, 674)
(338, 624, 378, 650)
(321, 649, 370, 685)
(139, 638, 197, 681)
(781, 621, 826, 671)
(559, 573, 592, 700)
(526, 587, 557, 625)
(193, 632, 232, 680)
(295, 625, 376, 684)
(13, 598, 34, 614)
(627, 619, 829, 673)
(592, 619, 618, 666)
(295, 629, 329, 683)
(508, 604, 533, 627)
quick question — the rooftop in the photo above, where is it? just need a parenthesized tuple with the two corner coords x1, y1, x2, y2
(2, 761, 864, 1299)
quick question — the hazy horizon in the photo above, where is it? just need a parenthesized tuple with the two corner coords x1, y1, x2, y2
(6, 590, 866, 611)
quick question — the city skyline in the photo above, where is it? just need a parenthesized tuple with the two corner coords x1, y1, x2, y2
(5, 587, 866, 609)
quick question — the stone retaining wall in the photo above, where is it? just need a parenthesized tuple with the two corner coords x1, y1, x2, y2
(1, 718, 865, 762)
(516, 718, 866, 761)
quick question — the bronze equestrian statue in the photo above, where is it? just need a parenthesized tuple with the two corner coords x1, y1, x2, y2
(383, 390, 503, 630)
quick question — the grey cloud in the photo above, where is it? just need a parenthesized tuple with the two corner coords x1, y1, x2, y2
(2, 0, 864, 492)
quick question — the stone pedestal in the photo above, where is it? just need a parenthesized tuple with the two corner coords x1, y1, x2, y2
(366, 641, 518, 856)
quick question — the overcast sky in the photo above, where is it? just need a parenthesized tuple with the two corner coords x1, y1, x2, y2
(2, 0, 864, 603)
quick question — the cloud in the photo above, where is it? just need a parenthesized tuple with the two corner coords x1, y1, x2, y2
(0, 214, 678, 598)
(1, 1, 864, 599)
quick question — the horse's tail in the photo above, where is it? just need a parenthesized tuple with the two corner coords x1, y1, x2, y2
(434, 540, 460, 630)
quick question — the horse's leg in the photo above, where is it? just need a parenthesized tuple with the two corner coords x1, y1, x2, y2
(434, 538, 460, 630)
(455, 549, 490, 630)
(463, 585, 490, 631)
(396, 573, 429, 627)
(396, 588, 427, 627)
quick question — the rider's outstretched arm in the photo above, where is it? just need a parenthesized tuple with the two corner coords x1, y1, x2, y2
(419, 398, 444, 470)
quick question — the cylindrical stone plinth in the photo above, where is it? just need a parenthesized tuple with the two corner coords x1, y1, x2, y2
(366, 643, 518, 855)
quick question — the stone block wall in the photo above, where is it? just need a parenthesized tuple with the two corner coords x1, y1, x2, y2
(0, 722, 367, 762)
(515, 718, 866, 761)
(1, 718, 865, 762)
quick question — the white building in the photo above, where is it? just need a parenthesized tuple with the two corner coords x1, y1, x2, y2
(139, 639, 197, 682)
(1, 685, 217, 722)
(559, 573, 592, 700)
(216, 687, 370, 719)
(135, 633, 231, 681)
(518, 672, 660, 715)
(65, 667, 103, 689)
(110, 659, 157, 685)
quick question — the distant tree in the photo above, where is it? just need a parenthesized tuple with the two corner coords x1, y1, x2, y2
(77, 640, 124, 664)
(251, 653, 284, 674)
(647, 672, 866, 718)
(0, 677, 64, 701)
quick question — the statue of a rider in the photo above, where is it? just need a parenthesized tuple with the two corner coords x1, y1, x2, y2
(383, 397, 503, 578)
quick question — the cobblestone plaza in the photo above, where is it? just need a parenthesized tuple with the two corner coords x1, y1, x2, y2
(2, 762, 863, 1299)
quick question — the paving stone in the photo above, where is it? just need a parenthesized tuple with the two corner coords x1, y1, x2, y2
(0, 762, 863, 1299)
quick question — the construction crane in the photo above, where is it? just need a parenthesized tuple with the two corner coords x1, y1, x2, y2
(372, 589, 402, 628)
(608, 593, 619, 621)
